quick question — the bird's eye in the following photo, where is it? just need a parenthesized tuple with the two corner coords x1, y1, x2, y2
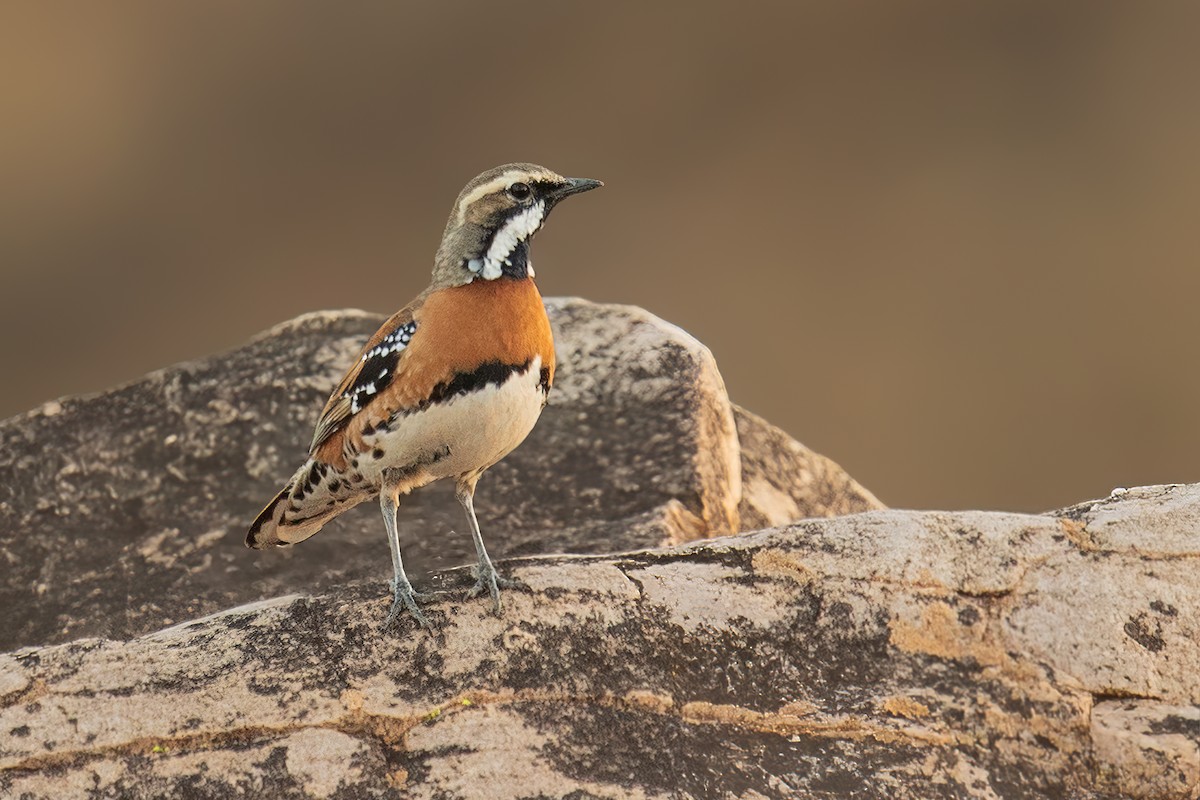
(507, 182, 532, 201)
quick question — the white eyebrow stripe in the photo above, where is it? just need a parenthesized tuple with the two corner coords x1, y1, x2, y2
(454, 169, 561, 223)
(455, 176, 512, 222)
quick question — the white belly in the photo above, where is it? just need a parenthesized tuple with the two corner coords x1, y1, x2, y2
(358, 355, 546, 490)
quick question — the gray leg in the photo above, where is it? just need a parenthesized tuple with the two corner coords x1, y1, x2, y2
(380, 479, 430, 629)
(456, 474, 519, 613)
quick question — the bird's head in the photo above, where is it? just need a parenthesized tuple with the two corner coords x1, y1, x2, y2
(433, 163, 602, 285)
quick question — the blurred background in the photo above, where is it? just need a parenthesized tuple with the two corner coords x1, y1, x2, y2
(2, 1, 1198, 513)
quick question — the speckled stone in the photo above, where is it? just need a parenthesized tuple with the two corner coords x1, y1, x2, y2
(0, 299, 877, 651)
(2, 484, 1198, 798)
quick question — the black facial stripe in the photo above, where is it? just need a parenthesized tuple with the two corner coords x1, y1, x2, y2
(470, 202, 541, 280)
(482, 181, 558, 239)
(495, 200, 539, 225)
(500, 240, 531, 279)
(532, 180, 563, 199)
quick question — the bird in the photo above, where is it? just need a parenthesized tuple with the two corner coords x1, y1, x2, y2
(246, 163, 602, 627)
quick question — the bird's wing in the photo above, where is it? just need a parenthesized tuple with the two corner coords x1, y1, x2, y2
(309, 304, 419, 455)
(308, 279, 556, 469)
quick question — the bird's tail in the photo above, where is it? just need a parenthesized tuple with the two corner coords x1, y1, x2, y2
(245, 459, 366, 549)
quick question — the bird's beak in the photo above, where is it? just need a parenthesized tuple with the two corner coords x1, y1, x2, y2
(552, 177, 604, 200)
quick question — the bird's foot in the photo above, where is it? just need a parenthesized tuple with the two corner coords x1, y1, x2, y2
(466, 562, 525, 614)
(385, 577, 434, 630)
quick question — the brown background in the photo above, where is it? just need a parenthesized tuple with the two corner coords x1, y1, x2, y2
(3, 1, 1198, 513)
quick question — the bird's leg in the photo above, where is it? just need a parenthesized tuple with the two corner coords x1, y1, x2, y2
(380, 477, 431, 629)
(456, 475, 521, 613)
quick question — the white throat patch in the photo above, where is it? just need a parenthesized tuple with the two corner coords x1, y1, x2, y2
(466, 201, 545, 280)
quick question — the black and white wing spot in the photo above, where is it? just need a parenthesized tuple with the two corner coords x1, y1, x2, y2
(310, 316, 418, 453)
(345, 320, 416, 413)
(362, 321, 416, 362)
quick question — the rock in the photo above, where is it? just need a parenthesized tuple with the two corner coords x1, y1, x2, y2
(2, 483, 1198, 798)
(1092, 700, 1200, 798)
(734, 405, 883, 531)
(0, 300, 874, 651)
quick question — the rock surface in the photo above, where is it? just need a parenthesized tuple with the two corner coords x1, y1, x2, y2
(0, 300, 880, 651)
(2, 483, 1198, 799)
(734, 405, 882, 533)
(10, 301, 1193, 798)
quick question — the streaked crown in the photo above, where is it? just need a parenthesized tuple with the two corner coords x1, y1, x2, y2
(432, 163, 602, 286)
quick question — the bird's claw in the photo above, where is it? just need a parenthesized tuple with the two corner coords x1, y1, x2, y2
(385, 579, 434, 630)
(466, 563, 525, 614)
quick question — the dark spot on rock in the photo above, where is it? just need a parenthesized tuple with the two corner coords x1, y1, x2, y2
(530, 702, 922, 798)
(954, 527, 982, 544)
(1124, 613, 1165, 652)
(957, 606, 981, 626)
(987, 758, 1073, 800)
(11, 725, 29, 737)
(247, 676, 284, 696)
(825, 601, 853, 625)
(1148, 713, 1200, 737)
(1149, 600, 1177, 617)
(496, 588, 896, 717)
